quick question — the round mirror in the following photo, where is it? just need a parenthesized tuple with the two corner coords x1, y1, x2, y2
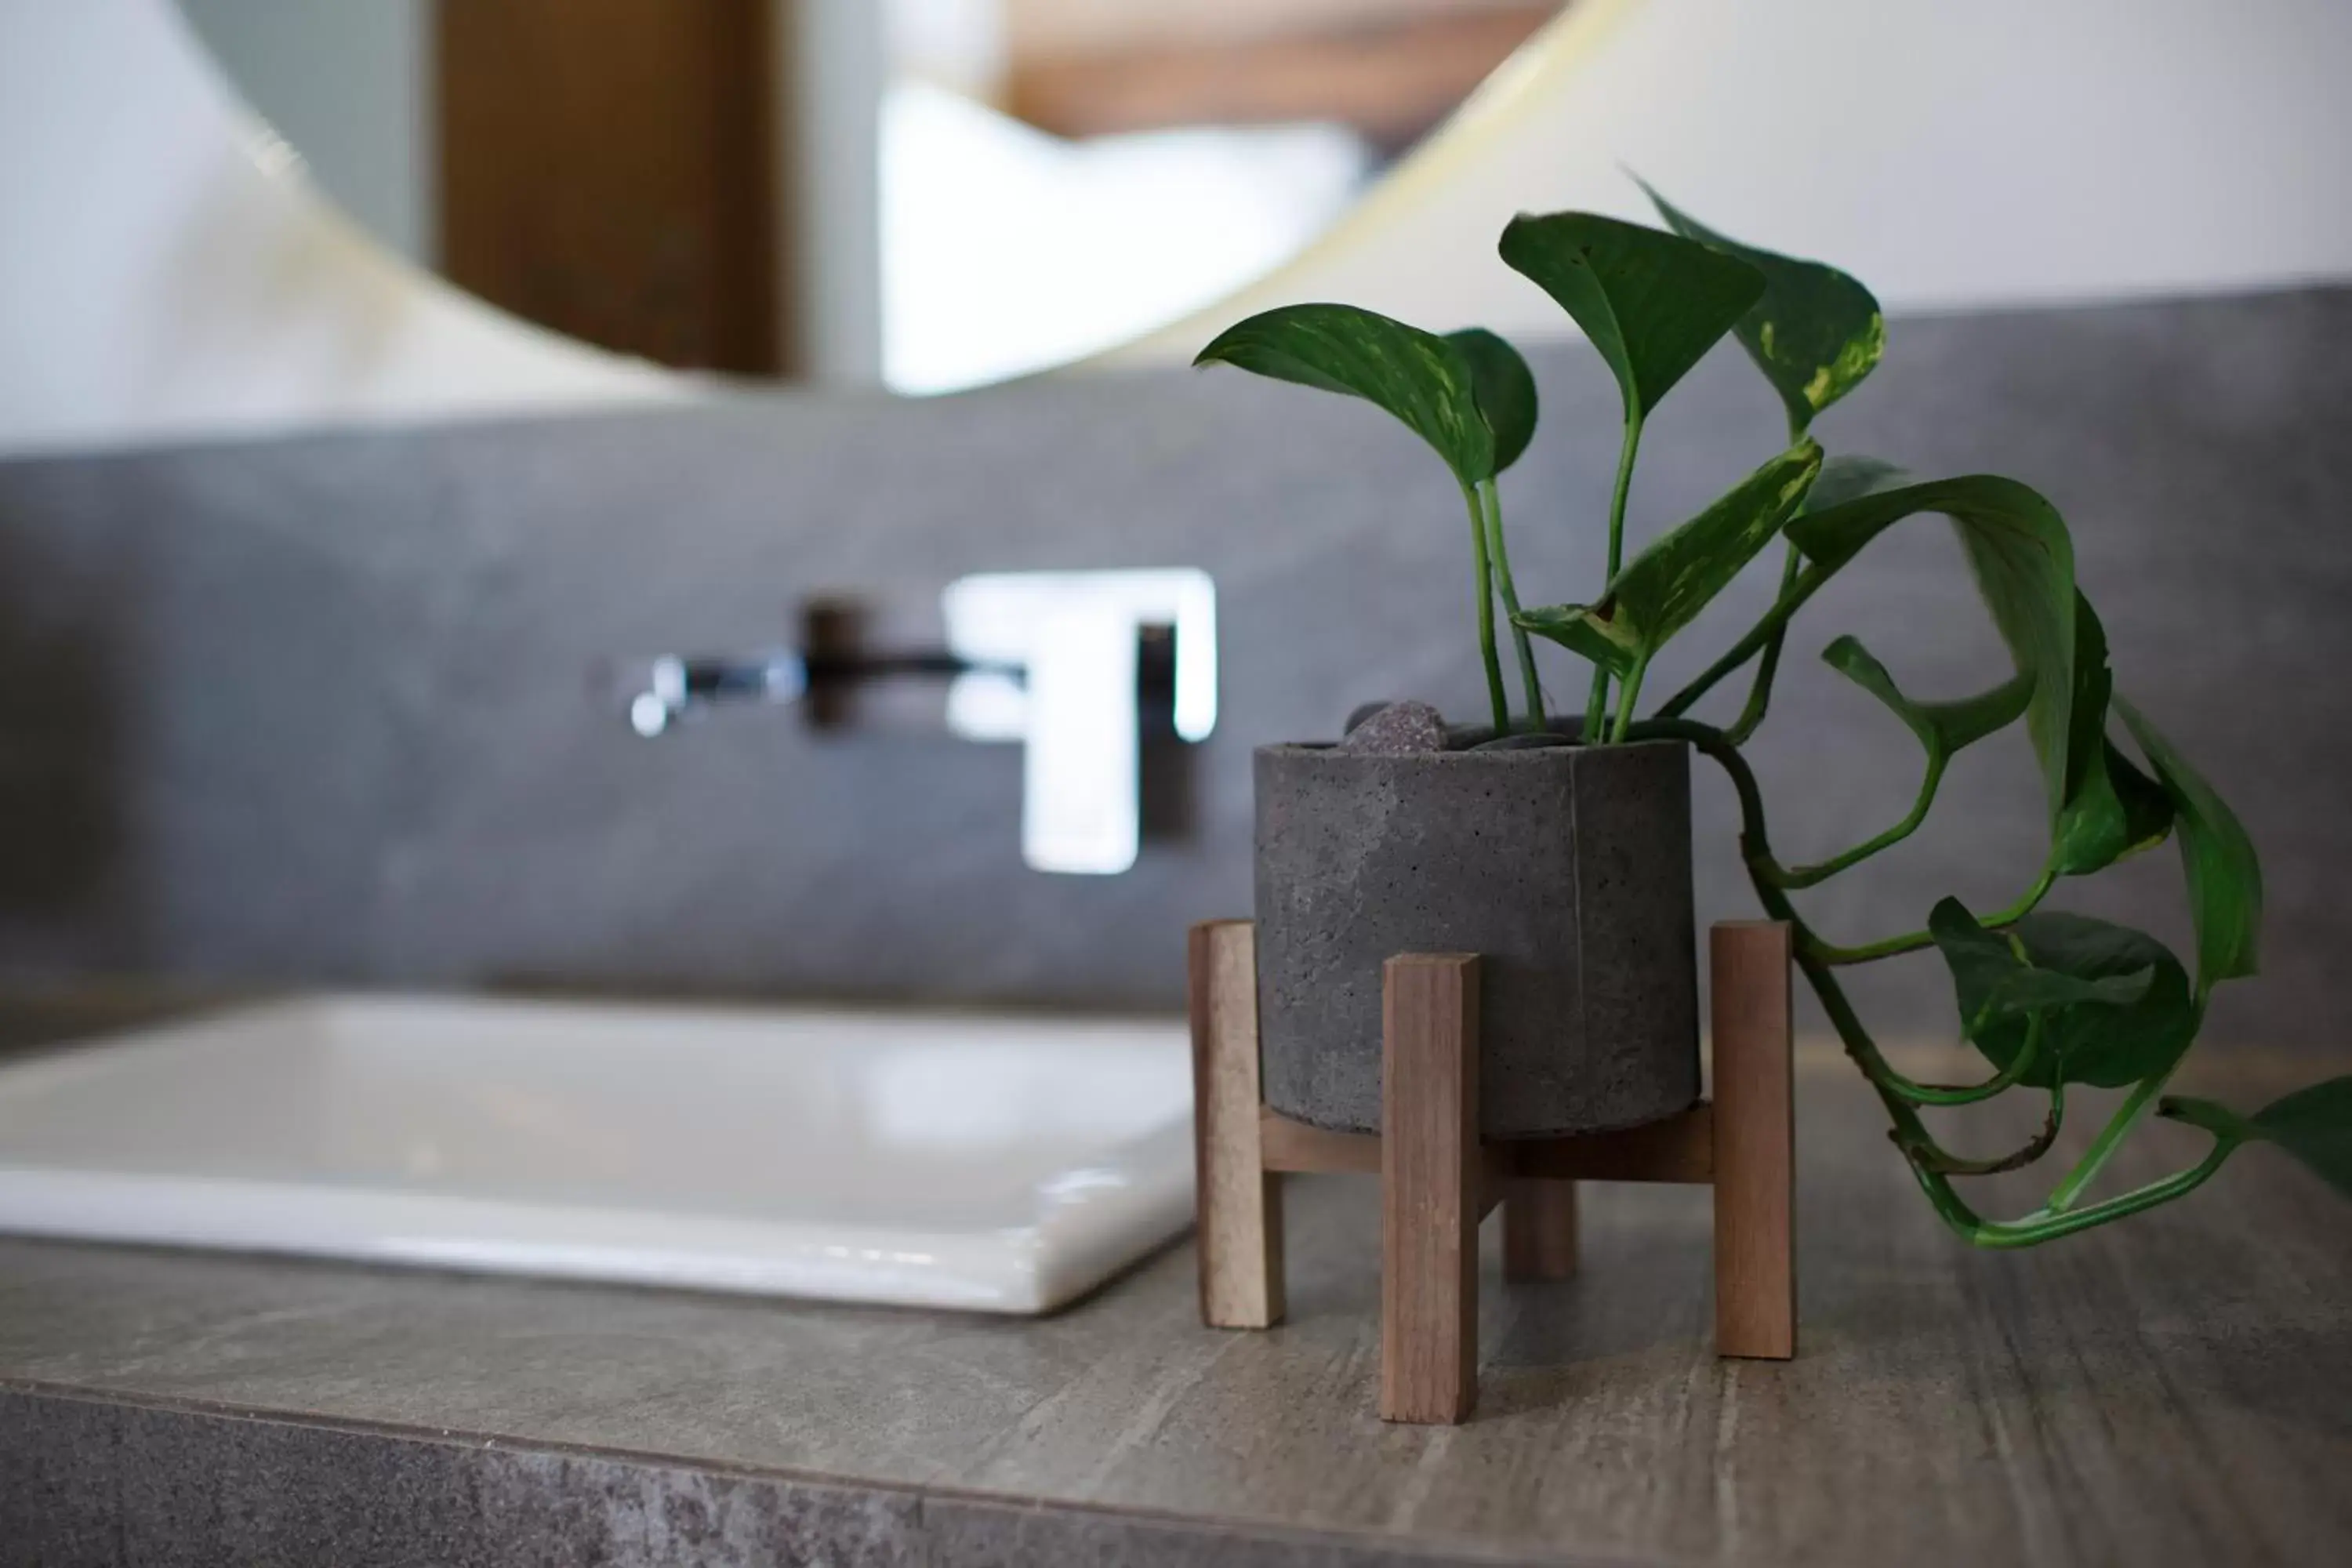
(173, 1, 1569, 394)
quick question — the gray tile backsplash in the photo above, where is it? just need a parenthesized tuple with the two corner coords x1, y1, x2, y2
(1, 286, 2347, 1048)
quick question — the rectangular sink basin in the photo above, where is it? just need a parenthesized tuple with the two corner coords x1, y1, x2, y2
(0, 996, 1196, 1314)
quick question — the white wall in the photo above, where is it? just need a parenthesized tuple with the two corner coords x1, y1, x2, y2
(1123, 0, 2352, 358)
(790, 0, 889, 384)
(0, 0, 684, 460)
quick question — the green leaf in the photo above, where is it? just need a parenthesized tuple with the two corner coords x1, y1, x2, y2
(1931, 901, 2195, 1089)
(1497, 212, 1764, 421)
(2050, 595, 2175, 877)
(1514, 438, 1820, 677)
(2164, 1079, 2352, 1203)
(1606, 438, 1824, 653)
(2106, 740, 2175, 857)
(2114, 697, 2264, 992)
(1195, 304, 1495, 484)
(1930, 901, 2153, 1024)
(1927, 897, 2024, 1026)
(1639, 181, 1886, 434)
(1991, 964, 2158, 1019)
(1787, 474, 2077, 822)
(1792, 486, 2163, 889)
(2007, 913, 2195, 1087)
(1512, 602, 1635, 677)
(1820, 636, 2032, 760)
(1798, 455, 1910, 516)
(2247, 1078, 2352, 1197)
(1445, 328, 1537, 475)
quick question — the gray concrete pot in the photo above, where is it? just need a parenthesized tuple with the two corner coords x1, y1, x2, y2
(1252, 736, 1699, 1138)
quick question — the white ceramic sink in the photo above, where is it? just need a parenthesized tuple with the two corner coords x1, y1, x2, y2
(0, 995, 1196, 1314)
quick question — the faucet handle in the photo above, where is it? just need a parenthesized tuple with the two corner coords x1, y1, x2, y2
(942, 569, 1218, 875)
(1022, 600, 1142, 875)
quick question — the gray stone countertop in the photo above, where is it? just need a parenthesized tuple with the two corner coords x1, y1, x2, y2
(2, 993, 2348, 1567)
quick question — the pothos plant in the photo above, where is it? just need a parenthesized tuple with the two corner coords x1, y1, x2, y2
(1194, 187, 2352, 1247)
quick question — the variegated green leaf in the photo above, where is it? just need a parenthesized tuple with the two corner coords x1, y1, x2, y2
(1515, 439, 1820, 677)
(1497, 212, 1763, 421)
(1639, 181, 1886, 434)
(1445, 328, 1537, 475)
(1512, 602, 1635, 677)
(1607, 438, 1824, 652)
(1195, 303, 1495, 484)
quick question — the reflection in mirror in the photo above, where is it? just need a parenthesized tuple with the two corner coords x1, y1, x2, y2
(175, 0, 1563, 394)
(884, 2, 1559, 392)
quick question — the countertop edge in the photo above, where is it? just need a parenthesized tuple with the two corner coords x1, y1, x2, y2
(0, 1378, 1628, 1568)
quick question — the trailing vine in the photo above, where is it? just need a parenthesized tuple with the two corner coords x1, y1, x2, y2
(1196, 183, 2352, 1244)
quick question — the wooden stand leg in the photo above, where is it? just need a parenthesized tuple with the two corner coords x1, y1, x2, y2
(1503, 1179, 1579, 1281)
(1381, 953, 1481, 1424)
(1191, 920, 1283, 1329)
(1711, 920, 1795, 1360)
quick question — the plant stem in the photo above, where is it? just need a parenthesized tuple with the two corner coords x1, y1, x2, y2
(1902, 1080, 2065, 1174)
(1584, 673, 1613, 742)
(1657, 576, 1816, 720)
(1464, 479, 1511, 732)
(1801, 872, 2230, 1243)
(1603, 411, 1643, 580)
(1657, 632, 1761, 721)
(1473, 478, 1545, 731)
(1584, 410, 1645, 740)
(1724, 411, 1813, 743)
(2043, 1004, 2204, 1210)
(2045, 1076, 2165, 1211)
(1890, 1011, 2049, 1109)
(1769, 757, 1947, 889)
(1624, 715, 2238, 1248)
(1966, 1137, 2238, 1247)
(1628, 718, 2025, 1151)
(1725, 544, 1804, 744)
(1610, 652, 1650, 743)
(1804, 861, 2057, 965)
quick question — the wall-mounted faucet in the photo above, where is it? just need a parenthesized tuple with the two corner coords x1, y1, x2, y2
(622, 569, 1216, 876)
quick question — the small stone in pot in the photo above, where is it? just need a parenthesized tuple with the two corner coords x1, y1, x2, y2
(1338, 700, 1447, 754)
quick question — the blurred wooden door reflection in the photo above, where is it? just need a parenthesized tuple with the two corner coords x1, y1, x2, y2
(1005, 0, 1559, 154)
(436, 0, 789, 376)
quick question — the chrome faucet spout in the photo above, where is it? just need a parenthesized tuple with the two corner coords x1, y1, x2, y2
(619, 569, 1216, 874)
(627, 650, 804, 737)
(625, 647, 1005, 738)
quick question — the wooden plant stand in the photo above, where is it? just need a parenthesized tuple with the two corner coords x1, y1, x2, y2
(1189, 919, 1795, 1425)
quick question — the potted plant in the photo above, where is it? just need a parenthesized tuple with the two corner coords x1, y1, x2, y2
(1196, 187, 2352, 1242)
